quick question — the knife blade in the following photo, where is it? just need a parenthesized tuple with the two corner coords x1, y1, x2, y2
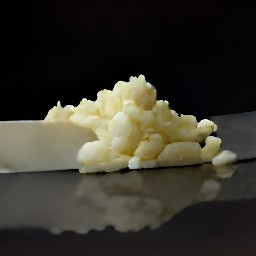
(0, 121, 96, 173)
(0, 111, 255, 173)
(210, 111, 256, 161)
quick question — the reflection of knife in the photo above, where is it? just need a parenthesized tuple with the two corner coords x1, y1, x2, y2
(0, 160, 255, 233)
(0, 111, 255, 173)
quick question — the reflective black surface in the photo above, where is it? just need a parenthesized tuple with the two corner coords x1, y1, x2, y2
(1, 160, 256, 255)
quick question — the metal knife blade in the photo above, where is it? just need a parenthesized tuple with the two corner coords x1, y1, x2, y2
(210, 111, 256, 161)
(0, 121, 96, 173)
(0, 111, 255, 173)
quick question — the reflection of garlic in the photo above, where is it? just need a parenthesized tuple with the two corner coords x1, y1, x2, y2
(197, 180, 221, 202)
(45, 75, 236, 173)
(2, 162, 246, 235)
(102, 197, 164, 232)
(74, 165, 214, 233)
(74, 171, 166, 232)
(213, 164, 237, 179)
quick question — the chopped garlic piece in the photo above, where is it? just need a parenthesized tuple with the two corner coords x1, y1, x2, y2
(201, 136, 222, 162)
(45, 75, 234, 173)
(158, 142, 202, 167)
(46, 101, 74, 120)
(212, 150, 238, 166)
(134, 134, 164, 160)
(197, 119, 217, 132)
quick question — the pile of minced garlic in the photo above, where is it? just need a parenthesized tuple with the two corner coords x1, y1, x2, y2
(45, 75, 237, 173)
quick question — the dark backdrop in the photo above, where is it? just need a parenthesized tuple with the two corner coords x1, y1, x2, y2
(2, 2, 256, 256)
(2, 2, 256, 120)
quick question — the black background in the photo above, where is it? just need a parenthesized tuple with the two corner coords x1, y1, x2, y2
(2, 2, 256, 121)
(2, 2, 256, 255)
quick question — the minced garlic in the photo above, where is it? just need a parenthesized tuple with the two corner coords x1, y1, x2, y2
(45, 75, 235, 173)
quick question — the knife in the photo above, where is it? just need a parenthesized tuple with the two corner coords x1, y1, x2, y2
(210, 111, 256, 161)
(0, 111, 255, 173)
(0, 121, 96, 173)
